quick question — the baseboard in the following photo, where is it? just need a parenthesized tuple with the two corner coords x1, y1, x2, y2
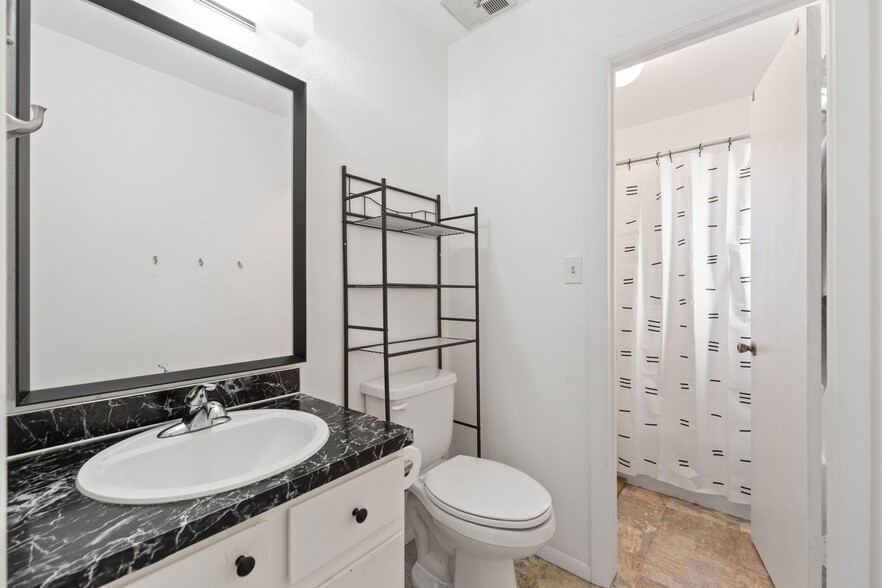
(536, 545, 592, 583)
(622, 473, 751, 520)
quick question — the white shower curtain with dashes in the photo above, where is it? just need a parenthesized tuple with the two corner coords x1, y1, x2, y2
(615, 143, 753, 504)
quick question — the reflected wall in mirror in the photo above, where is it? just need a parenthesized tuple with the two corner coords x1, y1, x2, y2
(15, 0, 307, 405)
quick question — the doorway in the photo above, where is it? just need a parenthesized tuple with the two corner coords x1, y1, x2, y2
(610, 6, 823, 587)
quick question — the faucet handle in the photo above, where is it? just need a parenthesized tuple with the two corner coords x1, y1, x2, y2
(185, 383, 217, 408)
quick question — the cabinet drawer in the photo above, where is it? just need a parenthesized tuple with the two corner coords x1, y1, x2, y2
(289, 457, 404, 586)
(318, 532, 404, 588)
(125, 521, 268, 588)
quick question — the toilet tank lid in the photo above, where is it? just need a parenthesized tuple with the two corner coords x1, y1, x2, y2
(360, 367, 457, 401)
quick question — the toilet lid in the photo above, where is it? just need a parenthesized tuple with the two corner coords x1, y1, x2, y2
(422, 456, 552, 529)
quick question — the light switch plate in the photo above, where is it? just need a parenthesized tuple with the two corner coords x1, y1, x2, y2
(565, 256, 582, 284)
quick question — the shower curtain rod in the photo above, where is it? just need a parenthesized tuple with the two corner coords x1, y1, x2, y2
(616, 134, 751, 167)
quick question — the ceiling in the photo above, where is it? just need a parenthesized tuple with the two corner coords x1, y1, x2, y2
(387, 0, 534, 46)
(615, 9, 802, 129)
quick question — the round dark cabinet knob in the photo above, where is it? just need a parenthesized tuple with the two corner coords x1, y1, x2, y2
(352, 507, 369, 524)
(235, 555, 256, 577)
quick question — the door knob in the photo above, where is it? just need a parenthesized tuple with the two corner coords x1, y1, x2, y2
(737, 341, 757, 356)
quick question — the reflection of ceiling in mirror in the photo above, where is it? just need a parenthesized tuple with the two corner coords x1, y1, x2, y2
(31, 0, 293, 119)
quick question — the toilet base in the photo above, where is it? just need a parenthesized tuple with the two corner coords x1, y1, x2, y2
(411, 553, 516, 588)
(453, 551, 517, 588)
(412, 560, 453, 588)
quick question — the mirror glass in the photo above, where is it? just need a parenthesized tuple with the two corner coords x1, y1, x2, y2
(17, 0, 305, 405)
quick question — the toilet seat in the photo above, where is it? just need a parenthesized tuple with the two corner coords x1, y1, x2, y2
(421, 456, 553, 530)
(409, 481, 556, 555)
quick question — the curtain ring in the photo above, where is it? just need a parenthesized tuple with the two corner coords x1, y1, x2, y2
(655, 152, 660, 166)
(668, 150, 673, 162)
(698, 143, 703, 157)
(627, 158, 631, 170)
(728, 137, 733, 151)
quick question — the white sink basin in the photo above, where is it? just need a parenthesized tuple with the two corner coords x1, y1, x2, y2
(76, 409, 330, 504)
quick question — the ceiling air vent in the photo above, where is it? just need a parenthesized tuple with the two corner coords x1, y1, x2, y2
(441, 0, 518, 30)
(481, 0, 510, 15)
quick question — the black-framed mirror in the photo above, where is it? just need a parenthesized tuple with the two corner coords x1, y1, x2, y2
(14, 0, 307, 406)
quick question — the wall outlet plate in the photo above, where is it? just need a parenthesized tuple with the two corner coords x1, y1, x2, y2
(565, 256, 582, 284)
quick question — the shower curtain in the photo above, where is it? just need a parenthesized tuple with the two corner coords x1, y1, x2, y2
(615, 143, 752, 505)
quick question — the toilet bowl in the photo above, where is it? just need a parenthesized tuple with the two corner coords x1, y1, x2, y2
(361, 368, 556, 588)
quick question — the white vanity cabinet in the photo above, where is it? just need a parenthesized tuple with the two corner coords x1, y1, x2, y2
(107, 454, 405, 588)
(318, 532, 404, 588)
(124, 521, 271, 588)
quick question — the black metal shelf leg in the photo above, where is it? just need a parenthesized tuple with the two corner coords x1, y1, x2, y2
(381, 179, 391, 422)
(342, 166, 350, 409)
(474, 207, 481, 458)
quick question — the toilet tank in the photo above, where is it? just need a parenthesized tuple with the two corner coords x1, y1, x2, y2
(360, 368, 457, 468)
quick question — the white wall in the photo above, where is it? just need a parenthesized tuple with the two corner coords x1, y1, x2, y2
(615, 98, 750, 161)
(447, 0, 882, 581)
(99, 0, 450, 409)
(870, 1, 881, 585)
(447, 0, 722, 574)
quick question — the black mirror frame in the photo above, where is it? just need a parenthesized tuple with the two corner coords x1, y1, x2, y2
(15, 0, 307, 405)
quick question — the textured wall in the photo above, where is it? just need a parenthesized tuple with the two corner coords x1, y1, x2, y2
(616, 98, 751, 161)
(870, 1, 882, 584)
(446, 0, 757, 577)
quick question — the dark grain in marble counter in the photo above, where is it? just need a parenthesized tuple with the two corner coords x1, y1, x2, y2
(8, 370, 302, 457)
(7, 394, 413, 588)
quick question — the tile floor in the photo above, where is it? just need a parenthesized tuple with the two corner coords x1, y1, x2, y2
(404, 483, 774, 588)
(613, 484, 773, 587)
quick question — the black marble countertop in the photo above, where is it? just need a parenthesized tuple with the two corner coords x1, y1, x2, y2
(7, 394, 413, 588)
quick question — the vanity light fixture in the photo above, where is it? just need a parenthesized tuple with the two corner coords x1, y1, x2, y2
(192, 0, 314, 46)
(194, 0, 256, 31)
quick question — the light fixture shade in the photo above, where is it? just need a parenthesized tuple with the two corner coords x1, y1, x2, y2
(206, 0, 314, 46)
(615, 63, 644, 88)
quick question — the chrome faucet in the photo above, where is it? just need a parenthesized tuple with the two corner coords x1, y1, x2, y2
(157, 383, 231, 438)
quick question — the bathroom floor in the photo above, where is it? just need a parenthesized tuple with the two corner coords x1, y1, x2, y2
(404, 483, 773, 587)
(613, 484, 774, 587)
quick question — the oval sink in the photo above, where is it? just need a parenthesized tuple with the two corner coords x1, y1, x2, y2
(76, 409, 330, 504)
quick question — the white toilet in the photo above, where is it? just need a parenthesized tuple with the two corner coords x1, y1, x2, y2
(361, 367, 555, 588)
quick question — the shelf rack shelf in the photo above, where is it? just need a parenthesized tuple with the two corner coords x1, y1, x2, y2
(349, 214, 472, 238)
(349, 336, 477, 357)
(342, 166, 481, 457)
(347, 283, 476, 289)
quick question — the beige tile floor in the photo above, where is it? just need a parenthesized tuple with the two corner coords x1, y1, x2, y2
(404, 483, 774, 587)
(613, 484, 773, 587)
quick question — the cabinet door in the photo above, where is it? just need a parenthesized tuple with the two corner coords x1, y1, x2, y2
(289, 457, 403, 586)
(318, 532, 404, 588)
(126, 521, 268, 588)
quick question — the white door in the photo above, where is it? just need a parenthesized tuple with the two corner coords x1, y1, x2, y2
(749, 7, 823, 588)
